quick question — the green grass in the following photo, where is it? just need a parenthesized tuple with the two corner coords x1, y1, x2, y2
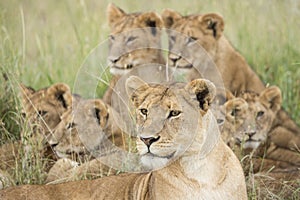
(0, 0, 299, 198)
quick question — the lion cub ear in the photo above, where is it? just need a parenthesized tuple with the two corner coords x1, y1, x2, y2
(259, 86, 282, 113)
(107, 3, 126, 29)
(161, 9, 182, 29)
(185, 79, 216, 115)
(199, 13, 224, 39)
(90, 99, 109, 129)
(20, 84, 36, 100)
(47, 83, 73, 110)
(137, 12, 163, 36)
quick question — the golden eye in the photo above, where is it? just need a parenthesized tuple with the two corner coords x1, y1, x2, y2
(140, 108, 148, 116)
(168, 110, 181, 118)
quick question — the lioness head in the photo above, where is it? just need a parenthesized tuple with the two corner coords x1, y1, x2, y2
(20, 83, 73, 138)
(107, 3, 164, 75)
(222, 86, 282, 150)
(48, 99, 124, 161)
(161, 9, 224, 71)
(126, 76, 216, 169)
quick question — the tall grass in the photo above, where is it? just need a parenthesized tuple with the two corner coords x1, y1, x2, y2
(0, 0, 299, 198)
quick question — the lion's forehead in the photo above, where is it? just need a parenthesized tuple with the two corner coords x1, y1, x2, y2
(111, 14, 152, 34)
(171, 16, 205, 36)
(137, 85, 186, 108)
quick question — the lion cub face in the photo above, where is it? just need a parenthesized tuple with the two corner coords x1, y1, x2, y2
(48, 99, 112, 161)
(222, 86, 282, 150)
(107, 3, 164, 75)
(161, 9, 224, 71)
(20, 83, 73, 138)
(126, 76, 215, 170)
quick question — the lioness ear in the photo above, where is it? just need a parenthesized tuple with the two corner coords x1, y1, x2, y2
(199, 13, 224, 39)
(259, 86, 282, 113)
(125, 76, 149, 98)
(47, 83, 72, 110)
(107, 3, 126, 29)
(137, 12, 163, 36)
(161, 9, 182, 29)
(91, 99, 109, 129)
(185, 79, 216, 115)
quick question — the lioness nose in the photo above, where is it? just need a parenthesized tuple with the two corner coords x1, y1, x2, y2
(140, 136, 160, 147)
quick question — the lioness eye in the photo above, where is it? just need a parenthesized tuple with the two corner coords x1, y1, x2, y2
(168, 110, 182, 118)
(127, 36, 137, 43)
(140, 108, 148, 116)
(256, 111, 264, 118)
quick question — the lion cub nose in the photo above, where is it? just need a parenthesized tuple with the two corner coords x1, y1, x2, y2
(140, 136, 160, 147)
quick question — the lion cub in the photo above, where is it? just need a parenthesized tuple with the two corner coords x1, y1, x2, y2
(103, 3, 165, 104)
(46, 98, 130, 183)
(221, 86, 300, 169)
(0, 76, 247, 200)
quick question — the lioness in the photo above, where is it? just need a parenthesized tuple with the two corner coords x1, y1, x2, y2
(161, 9, 300, 152)
(0, 76, 247, 200)
(103, 3, 165, 104)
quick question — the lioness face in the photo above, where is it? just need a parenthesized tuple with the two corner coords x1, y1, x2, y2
(107, 3, 164, 75)
(126, 76, 215, 169)
(161, 9, 224, 72)
(222, 86, 282, 150)
(20, 83, 73, 138)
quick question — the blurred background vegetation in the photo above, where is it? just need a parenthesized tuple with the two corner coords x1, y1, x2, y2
(0, 0, 299, 196)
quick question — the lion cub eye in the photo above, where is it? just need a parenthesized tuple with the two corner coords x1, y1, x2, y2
(140, 108, 148, 116)
(38, 110, 48, 117)
(127, 36, 137, 43)
(168, 110, 182, 118)
(170, 35, 176, 42)
(256, 111, 265, 118)
(230, 108, 239, 117)
(187, 36, 197, 44)
(66, 122, 76, 129)
(109, 35, 115, 41)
